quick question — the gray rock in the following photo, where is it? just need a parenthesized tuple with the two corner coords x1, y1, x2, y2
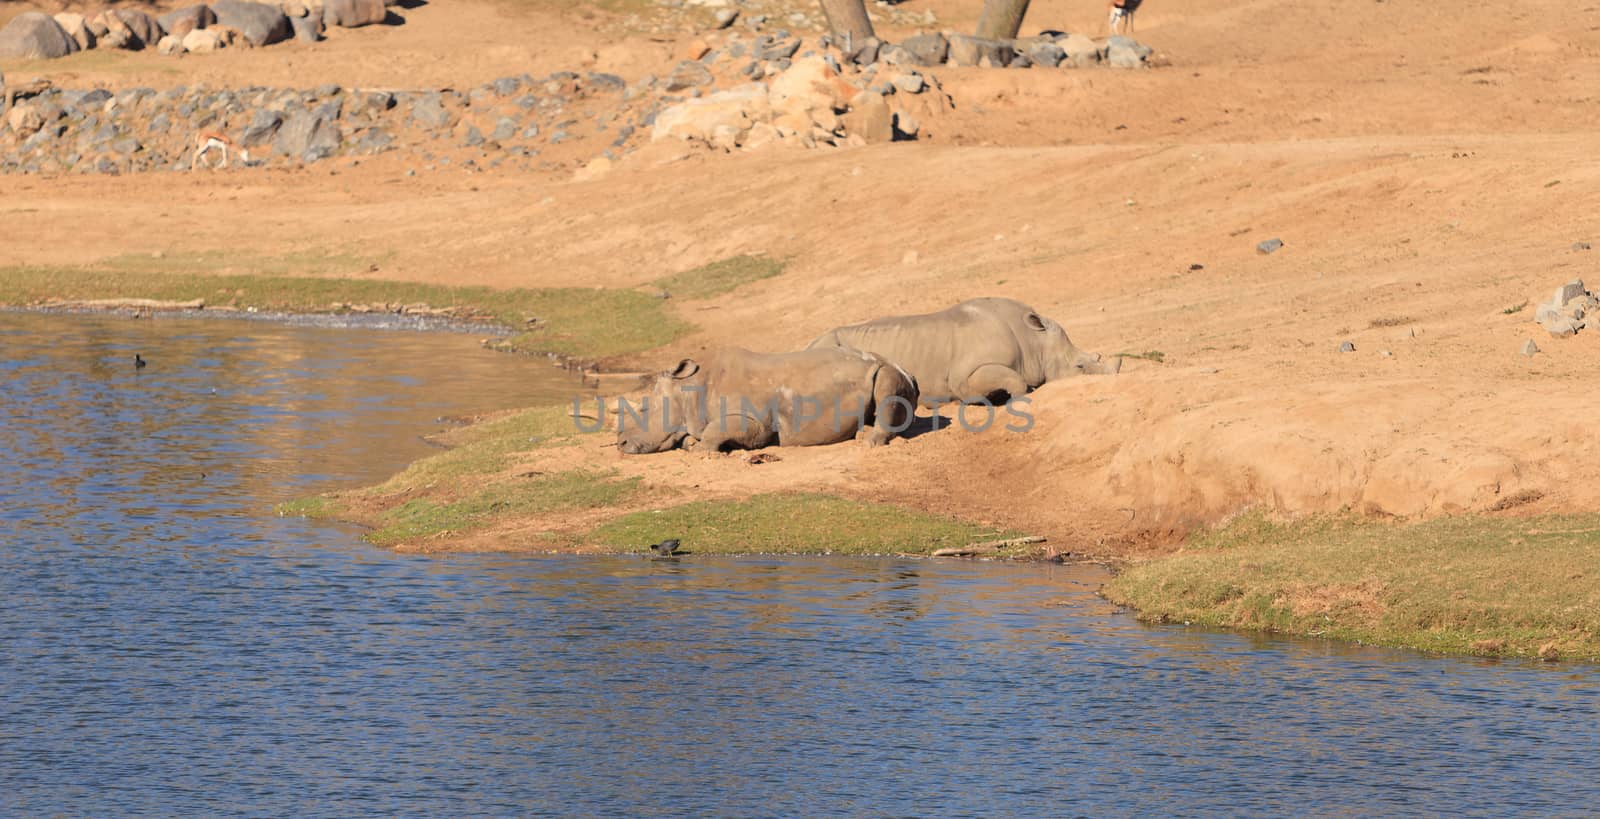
(463, 125, 485, 147)
(586, 72, 626, 94)
(492, 116, 519, 142)
(714, 8, 739, 28)
(493, 76, 522, 96)
(77, 89, 113, 111)
(1521, 339, 1540, 357)
(323, 0, 387, 28)
(0, 12, 81, 60)
(1555, 279, 1587, 307)
(1541, 317, 1577, 338)
(95, 157, 120, 174)
(1257, 238, 1284, 254)
(1029, 42, 1066, 67)
(240, 109, 285, 146)
(947, 34, 1012, 67)
(892, 73, 925, 94)
(150, 113, 171, 133)
(273, 108, 339, 161)
(522, 124, 540, 139)
(410, 95, 452, 129)
(353, 128, 392, 155)
(157, 5, 217, 35)
(1338, 341, 1355, 353)
(757, 35, 801, 60)
(893, 111, 919, 140)
(665, 61, 714, 92)
(291, 14, 322, 42)
(110, 9, 165, 49)
(211, 0, 292, 47)
(1104, 35, 1153, 69)
(899, 32, 949, 66)
(112, 136, 141, 155)
(514, 93, 538, 110)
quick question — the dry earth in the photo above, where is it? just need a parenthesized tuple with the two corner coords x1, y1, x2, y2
(6, 0, 1600, 555)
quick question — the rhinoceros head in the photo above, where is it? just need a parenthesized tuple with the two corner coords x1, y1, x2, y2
(617, 358, 704, 454)
(1023, 310, 1123, 381)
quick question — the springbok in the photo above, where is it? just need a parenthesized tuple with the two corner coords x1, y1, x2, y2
(1108, 0, 1143, 35)
(191, 129, 248, 170)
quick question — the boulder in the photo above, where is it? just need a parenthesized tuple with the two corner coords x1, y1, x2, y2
(898, 32, 949, 66)
(1554, 279, 1587, 307)
(664, 60, 714, 92)
(323, 0, 387, 28)
(1054, 33, 1100, 67)
(651, 83, 770, 142)
(110, 9, 166, 48)
(273, 107, 340, 161)
(947, 34, 1012, 67)
(768, 55, 849, 115)
(843, 91, 892, 143)
(159, 5, 218, 37)
(6, 104, 46, 139)
(157, 33, 186, 55)
(211, 0, 292, 46)
(0, 12, 81, 60)
(52, 13, 96, 51)
(290, 14, 322, 42)
(182, 28, 225, 53)
(239, 109, 285, 146)
(409, 95, 452, 128)
(1104, 35, 1152, 69)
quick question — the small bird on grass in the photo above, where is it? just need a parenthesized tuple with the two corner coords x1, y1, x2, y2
(650, 538, 681, 557)
(134, 354, 147, 369)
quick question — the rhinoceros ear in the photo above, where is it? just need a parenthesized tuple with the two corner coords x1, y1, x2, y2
(1024, 313, 1048, 332)
(670, 358, 700, 379)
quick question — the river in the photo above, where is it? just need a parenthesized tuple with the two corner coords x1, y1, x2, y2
(2, 312, 1595, 816)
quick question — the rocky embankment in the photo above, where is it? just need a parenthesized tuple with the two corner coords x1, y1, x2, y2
(2, 25, 1154, 176)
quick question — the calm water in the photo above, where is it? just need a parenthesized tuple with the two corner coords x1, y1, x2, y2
(2, 313, 1597, 817)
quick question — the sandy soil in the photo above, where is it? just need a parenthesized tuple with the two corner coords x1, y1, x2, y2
(6, 0, 1600, 554)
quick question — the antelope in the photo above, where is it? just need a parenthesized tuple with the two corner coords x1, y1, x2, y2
(191, 129, 248, 170)
(1108, 0, 1142, 35)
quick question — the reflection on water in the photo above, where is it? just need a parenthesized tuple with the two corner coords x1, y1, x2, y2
(3, 313, 1598, 816)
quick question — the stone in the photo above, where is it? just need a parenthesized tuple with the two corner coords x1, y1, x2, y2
(492, 116, 519, 142)
(742, 121, 780, 151)
(899, 32, 949, 66)
(947, 35, 1012, 68)
(159, 4, 217, 36)
(709, 123, 741, 151)
(182, 28, 225, 53)
(665, 61, 714, 92)
(1574, 242, 1593, 251)
(756, 34, 802, 61)
(462, 124, 485, 147)
(410, 96, 453, 128)
(6, 104, 45, 139)
(893, 111, 919, 139)
(1535, 303, 1562, 324)
(1521, 339, 1540, 357)
(682, 39, 710, 61)
(1541, 317, 1577, 338)
(848, 37, 880, 66)
(844, 91, 893, 143)
(714, 8, 739, 28)
(290, 14, 323, 42)
(112, 136, 141, 155)
(1257, 238, 1284, 254)
(1337, 341, 1355, 353)
(157, 33, 186, 55)
(0, 12, 81, 60)
(585, 72, 626, 94)
(353, 127, 393, 155)
(652, 83, 770, 142)
(1055, 33, 1100, 67)
(53, 13, 95, 51)
(323, 0, 387, 28)
(522, 124, 539, 139)
(493, 76, 522, 96)
(769, 55, 848, 115)
(891, 73, 925, 94)
(240, 109, 285, 147)
(1555, 279, 1587, 307)
(1104, 35, 1153, 69)
(108, 9, 166, 49)
(211, 0, 292, 47)
(1028, 41, 1066, 68)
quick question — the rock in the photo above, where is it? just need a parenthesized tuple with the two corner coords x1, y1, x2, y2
(492, 116, 519, 142)
(1572, 241, 1593, 251)
(844, 91, 892, 143)
(211, 0, 292, 47)
(847, 37, 880, 65)
(290, 14, 323, 42)
(714, 8, 739, 29)
(353, 127, 393, 155)
(585, 72, 626, 94)
(893, 110, 919, 139)
(157, 33, 186, 55)
(665, 61, 714, 91)
(323, 0, 387, 28)
(1257, 238, 1284, 254)
(1337, 341, 1355, 353)
(709, 123, 740, 151)
(522, 124, 540, 139)
(159, 4, 217, 37)
(1554, 279, 1587, 307)
(6, 104, 45, 139)
(682, 38, 710, 61)
(947, 34, 1012, 68)
(53, 13, 95, 51)
(239, 109, 285, 146)
(112, 136, 141, 155)
(742, 121, 780, 151)
(0, 12, 81, 60)
(182, 28, 225, 53)
(108, 9, 166, 49)
(76, 89, 113, 112)
(1534, 303, 1562, 324)
(410, 95, 453, 128)
(652, 83, 770, 142)
(1028, 41, 1066, 68)
(891, 72, 925, 94)
(769, 55, 848, 115)
(756, 34, 802, 61)
(1055, 33, 1100, 67)
(275, 108, 341, 161)
(1541, 317, 1577, 338)
(462, 124, 485, 147)
(899, 32, 949, 66)
(1521, 339, 1540, 357)
(1104, 35, 1153, 69)
(492, 76, 522, 96)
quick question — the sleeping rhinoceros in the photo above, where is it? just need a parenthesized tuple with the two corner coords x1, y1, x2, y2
(806, 297, 1119, 407)
(616, 346, 919, 454)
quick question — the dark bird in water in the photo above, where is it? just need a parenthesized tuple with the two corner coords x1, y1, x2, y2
(134, 354, 147, 369)
(650, 538, 681, 556)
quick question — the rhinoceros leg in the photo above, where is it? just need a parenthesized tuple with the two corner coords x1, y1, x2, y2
(960, 364, 1030, 405)
(690, 412, 776, 452)
(861, 363, 917, 446)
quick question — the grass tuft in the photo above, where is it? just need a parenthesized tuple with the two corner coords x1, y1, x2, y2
(1503, 300, 1529, 315)
(653, 254, 786, 300)
(1115, 350, 1166, 363)
(366, 470, 640, 546)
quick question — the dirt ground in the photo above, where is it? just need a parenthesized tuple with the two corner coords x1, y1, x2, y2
(6, 0, 1600, 555)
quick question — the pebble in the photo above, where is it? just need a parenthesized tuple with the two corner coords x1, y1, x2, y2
(1257, 238, 1284, 255)
(1338, 341, 1355, 353)
(1521, 339, 1540, 357)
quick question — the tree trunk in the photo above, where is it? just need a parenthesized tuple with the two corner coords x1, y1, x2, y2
(817, 0, 875, 49)
(974, 0, 1031, 40)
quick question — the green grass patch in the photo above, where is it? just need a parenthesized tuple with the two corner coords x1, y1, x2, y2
(1503, 300, 1529, 315)
(653, 254, 786, 300)
(589, 493, 1012, 555)
(1, 260, 692, 358)
(365, 470, 640, 547)
(1115, 350, 1166, 363)
(1104, 511, 1600, 661)
(362, 405, 592, 495)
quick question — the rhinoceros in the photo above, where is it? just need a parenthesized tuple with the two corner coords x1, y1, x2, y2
(617, 347, 919, 454)
(806, 297, 1119, 406)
